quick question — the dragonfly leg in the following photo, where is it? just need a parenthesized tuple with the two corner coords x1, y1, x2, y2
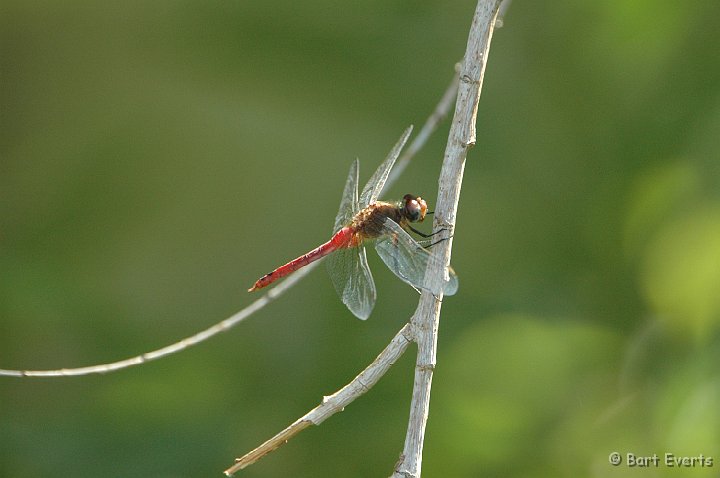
(407, 225, 444, 238)
(420, 235, 454, 249)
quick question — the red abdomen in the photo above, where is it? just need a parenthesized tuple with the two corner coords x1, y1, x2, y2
(248, 227, 355, 291)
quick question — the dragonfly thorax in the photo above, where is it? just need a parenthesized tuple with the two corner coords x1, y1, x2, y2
(349, 194, 428, 242)
(350, 202, 401, 240)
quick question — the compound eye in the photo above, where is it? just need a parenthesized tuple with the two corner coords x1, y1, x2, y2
(403, 194, 427, 223)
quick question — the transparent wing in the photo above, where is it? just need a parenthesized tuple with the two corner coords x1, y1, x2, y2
(333, 159, 360, 234)
(375, 219, 458, 296)
(326, 244, 377, 320)
(358, 125, 413, 208)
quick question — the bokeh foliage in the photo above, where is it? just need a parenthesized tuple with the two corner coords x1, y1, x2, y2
(2, 1, 719, 477)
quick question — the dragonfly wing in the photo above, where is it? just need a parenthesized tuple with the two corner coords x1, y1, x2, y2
(333, 159, 360, 234)
(358, 126, 413, 207)
(444, 265, 459, 295)
(326, 243, 377, 320)
(375, 219, 458, 296)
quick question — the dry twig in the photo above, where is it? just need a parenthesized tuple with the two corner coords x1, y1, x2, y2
(223, 69, 462, 472)
(393, 1, 503, 476)
(225, 323, 414, 475)
(2, 4, 503, 477)
(0, 72, 460, 379)
(225, 0, 503, 475)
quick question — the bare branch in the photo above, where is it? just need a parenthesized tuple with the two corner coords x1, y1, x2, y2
(0, 261, 314, 377)
(0, 69, 462, 379)
(224, 323, 414, 476)
(222, 68, 464, 474)
(388, 71, 460, 187)
(393, 1, 503, 477)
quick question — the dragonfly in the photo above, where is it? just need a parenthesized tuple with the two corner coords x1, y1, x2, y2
(248, 126, 458, 320)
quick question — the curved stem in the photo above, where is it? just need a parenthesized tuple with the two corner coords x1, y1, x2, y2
(393, 1, 503, 476)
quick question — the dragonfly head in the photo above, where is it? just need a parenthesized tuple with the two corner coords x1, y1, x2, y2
(402, 194, 428, 223)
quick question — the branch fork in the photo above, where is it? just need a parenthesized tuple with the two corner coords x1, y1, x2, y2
(225, 0, 501, 478)
(1, 2, 503, 477)
(226, 1, 502, 475)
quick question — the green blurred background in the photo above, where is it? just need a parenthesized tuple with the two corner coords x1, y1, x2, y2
(2, 1, 720, 477)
